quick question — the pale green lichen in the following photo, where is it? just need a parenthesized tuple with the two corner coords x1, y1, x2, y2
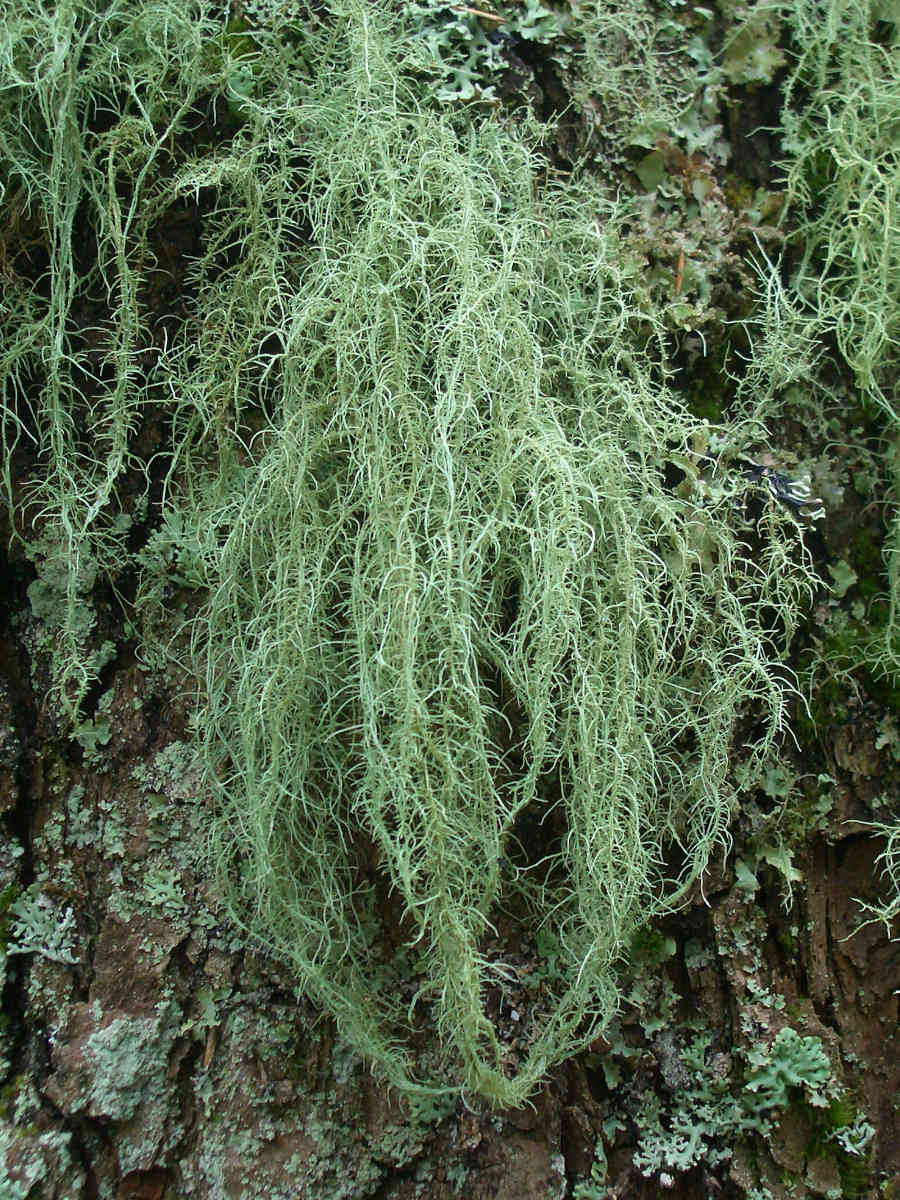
(737, 0, 900, 935)
(402, 0, 562, 102)
(0, 0, 822, 1106)
(852, 822, 900, 935)
(627, 1026, 862, 1189)
(80, 1008, 177, 1125)
(0, 1120, 83, 1199)
(5, 885, 80, 967)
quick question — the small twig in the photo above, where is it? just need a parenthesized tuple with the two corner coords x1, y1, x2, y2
(674, 247, 685, 296)
(450, 5, 506, 21)
(202, 1026, 218, 1070)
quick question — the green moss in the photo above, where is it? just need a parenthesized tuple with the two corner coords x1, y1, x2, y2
(628, 927, 677, 969)
(805, 1097, 874, 1198)
(682, 345, 731, 423)
(0, 884, 19, 949)
(845, 526, 886, 603)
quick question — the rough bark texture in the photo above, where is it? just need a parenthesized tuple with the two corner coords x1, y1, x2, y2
(2, 552, 898, 1199)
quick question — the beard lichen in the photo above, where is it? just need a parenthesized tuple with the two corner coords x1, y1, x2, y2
(1, 0, 819, 1103)
(743, 0, 900, 937)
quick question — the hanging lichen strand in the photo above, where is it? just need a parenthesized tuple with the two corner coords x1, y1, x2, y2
(185, 8, 816, 1103)
(0, 1, 815, 1103)
(772, 0, 900, 931)
(792, 0, 900, 672)
(0, 0, 219, 721)
(743, 0, 899, 661)
(780, 0, 899, 412)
